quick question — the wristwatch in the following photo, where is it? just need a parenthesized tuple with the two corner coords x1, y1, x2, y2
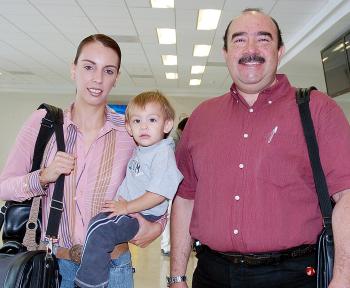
(166, 275, 187, 286)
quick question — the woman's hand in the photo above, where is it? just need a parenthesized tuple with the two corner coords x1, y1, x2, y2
(129, 213, 162, 248)
(40, 151, 75, 185)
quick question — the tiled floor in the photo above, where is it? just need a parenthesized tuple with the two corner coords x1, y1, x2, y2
(132, 238, 197, 288)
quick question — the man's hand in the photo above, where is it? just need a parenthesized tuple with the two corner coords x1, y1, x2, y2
(129, 213, 162, 248)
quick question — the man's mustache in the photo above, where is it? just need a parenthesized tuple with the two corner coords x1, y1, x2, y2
(239, 55, 265, 64)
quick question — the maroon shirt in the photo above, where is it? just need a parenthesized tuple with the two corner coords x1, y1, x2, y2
(176, 74, 350, 253)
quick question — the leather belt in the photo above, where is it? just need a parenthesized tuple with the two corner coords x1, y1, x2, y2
(56, 242, 129, 264)
(200, 244, 316, 266)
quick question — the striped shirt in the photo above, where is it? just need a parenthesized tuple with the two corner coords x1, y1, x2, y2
(0, 104, 137, 248)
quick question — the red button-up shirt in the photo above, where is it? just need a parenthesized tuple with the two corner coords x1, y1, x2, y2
(176, 74, 350, 253)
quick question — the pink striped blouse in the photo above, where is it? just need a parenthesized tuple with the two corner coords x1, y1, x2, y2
(0, 104, 136, 248)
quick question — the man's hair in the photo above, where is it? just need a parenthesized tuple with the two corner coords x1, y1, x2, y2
(125, 90, 175, 122)
(222, 8, 284, 51)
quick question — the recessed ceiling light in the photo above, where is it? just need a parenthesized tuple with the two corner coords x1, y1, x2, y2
(197, 9, 221, 30)
(162, 55, 177, 65)
(157, 28, 176, 44)
(190, 79, 201, 86)
(151, 0, 174, 8)
(166, 72, 178, 79)
(193, 45, 211, 57)
(191, 65, 205, 74)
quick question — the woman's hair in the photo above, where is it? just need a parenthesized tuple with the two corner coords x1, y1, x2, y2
(74, 34, 122, 71)
(125, 90, 175, 122)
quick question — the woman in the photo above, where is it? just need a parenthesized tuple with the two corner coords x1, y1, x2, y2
(0, 34, 164, 288)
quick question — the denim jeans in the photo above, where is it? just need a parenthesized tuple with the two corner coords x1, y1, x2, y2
(192, 248, 317, 288)
(58, 251, 134, 288)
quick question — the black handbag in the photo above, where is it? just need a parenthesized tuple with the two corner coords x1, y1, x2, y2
(0, 104, 61, 248)
(0, 103, 66, 288)
(296, 87, 334, 288)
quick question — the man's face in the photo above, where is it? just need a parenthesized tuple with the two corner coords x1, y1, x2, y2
(223, 12, 285, 95)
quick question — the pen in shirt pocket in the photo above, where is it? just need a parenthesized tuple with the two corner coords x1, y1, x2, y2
(267, 126, 278, 144)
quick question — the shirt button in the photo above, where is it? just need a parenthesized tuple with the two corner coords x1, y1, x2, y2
(249, 108, 254, 113)
(233, 229, 239, 235)
(239, 163, 244, 169)
(243, 133, 248, 138)
(234, 195, 240, 201)
(268, 100, 272, 104)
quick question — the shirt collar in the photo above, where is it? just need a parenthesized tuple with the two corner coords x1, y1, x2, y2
(63, 103, 126, 132)
(230, 74, 292, 106)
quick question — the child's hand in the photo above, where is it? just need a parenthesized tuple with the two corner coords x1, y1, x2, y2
(101, 197, 128, 218)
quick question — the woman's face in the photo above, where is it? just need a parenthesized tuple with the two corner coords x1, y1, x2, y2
(71, 41, 120, 107)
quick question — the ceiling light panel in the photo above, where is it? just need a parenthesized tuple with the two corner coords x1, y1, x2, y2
(151, 0, 174, 8)
(157, 28, 176, 44)
(165, 72, 178, 79)
(191, 65, 205, 74)
(162, 55, 177, 65)
(190, 79, 201, 86)
(193, 45, 211, 57)
(197, 9, 221, 30)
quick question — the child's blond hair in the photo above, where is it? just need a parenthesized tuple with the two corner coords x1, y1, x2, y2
(125, 90, 175, 122)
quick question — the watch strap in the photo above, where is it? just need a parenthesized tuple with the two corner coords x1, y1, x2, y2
(166, 275, 187, 286)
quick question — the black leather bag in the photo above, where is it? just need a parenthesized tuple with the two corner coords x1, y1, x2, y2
(1, 200, 42, 245)
(296, 87, 334, 288)
(0, 103, 65, 288)
(0, 250, 60, 288)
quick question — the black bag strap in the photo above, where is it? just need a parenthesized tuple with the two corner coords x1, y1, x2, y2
(296, 87, 333, 235)
(43, 105, 65, 239)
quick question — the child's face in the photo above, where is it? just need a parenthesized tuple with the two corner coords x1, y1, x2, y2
(126, 102, 173, 147)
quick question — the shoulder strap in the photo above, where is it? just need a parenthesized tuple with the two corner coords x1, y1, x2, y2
(296, 87, 333, 235)
(43, 105, 65, 239)
(31, 104, 64, 172)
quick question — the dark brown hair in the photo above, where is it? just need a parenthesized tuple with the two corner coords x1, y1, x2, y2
(74, 34, 122, 71)
(223, 8, 284, 51)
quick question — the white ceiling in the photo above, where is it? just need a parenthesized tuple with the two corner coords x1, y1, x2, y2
(0, 0, 349, 103)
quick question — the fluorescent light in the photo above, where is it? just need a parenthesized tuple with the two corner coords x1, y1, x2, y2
(162, 55, 177, 65)
(165, 72, 178, 79)
(191, 65, 205, 74)
(190, 79, 201, 86)
(197, 9, 221, 30)
(157, 28, 176, 44)
(193, 45, 211, 57)
(151, 0, 174, 8)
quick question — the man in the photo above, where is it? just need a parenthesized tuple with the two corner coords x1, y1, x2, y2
(169, 8, 350, 288)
